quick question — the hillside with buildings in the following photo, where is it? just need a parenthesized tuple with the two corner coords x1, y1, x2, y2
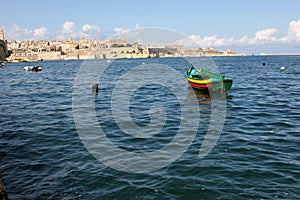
(1, 30, 244, 62)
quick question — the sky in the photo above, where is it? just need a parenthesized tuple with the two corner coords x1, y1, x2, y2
(1, 0, 300, 55)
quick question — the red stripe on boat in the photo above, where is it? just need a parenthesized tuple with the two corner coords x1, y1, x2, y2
(188, 81, 212, 88)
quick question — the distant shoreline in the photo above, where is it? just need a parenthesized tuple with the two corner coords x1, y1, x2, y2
(3, 54, 300, 63)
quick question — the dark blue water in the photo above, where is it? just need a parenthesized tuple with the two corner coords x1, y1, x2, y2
(1, 56, 299, 199)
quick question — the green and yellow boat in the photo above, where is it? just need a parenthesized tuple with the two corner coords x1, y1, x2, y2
(186, 65, 233, 92)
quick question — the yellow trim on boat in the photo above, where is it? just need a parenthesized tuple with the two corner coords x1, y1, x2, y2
(187, 77, 212, 84)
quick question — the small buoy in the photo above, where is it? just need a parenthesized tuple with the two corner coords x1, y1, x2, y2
(92, 83, 98, 93)
(142, 62, 145, 65)
(280, 66, 285, 71)
(31, 66, 42, 72)
(262, 62, 266, 66)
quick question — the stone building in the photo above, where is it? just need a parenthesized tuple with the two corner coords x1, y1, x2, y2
(0, 30, 8, 61)
(108, 38, 127, 47)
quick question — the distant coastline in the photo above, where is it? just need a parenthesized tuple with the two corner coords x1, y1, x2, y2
(5, 37, 244, 63)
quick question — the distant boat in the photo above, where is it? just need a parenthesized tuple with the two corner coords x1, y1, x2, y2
(186, 65, 233, 92)
(23, 66, 42, 72)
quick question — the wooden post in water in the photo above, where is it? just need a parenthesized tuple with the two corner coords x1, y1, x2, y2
(0, 172, 8, 200)
(92, 83, 98, 93)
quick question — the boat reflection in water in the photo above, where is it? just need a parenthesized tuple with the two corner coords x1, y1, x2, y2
(187, 86, 211, 106)
(187, 86, 231, 105)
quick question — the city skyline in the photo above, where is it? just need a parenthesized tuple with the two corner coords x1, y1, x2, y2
(1, 0, 300, 55)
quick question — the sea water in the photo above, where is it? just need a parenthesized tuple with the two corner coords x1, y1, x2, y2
(0, 56, 299, 199)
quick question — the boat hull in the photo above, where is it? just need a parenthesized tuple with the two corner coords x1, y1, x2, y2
(188, 79, 232, 91)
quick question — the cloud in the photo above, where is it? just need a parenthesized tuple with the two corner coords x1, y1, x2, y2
(114, 27, 131, 35)
(62, 21, 75, 34)
(255, 28, 277, 40)
(3, 21, 103, 41)
(287, 19, 300, 41)
(56, 21, 103, 40)
(113, 26, 188, 46)
(58, 21, 76, 39)
(2, 19, 300, 54)
(78, 24, 102, 39)
(238, 28, 279, 45)
(3, 25, 48, 41)
(175, 21, 300, 50)
(5, 25, 32, 41)
(114, 24, 142, 36)
(110, 21, 300, 54)
(112, 25, 147, 44)
(33, 27, 48, 39)
(175, 34, 236, 48)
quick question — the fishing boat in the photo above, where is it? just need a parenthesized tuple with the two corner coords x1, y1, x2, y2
(186, 65, 232, 92)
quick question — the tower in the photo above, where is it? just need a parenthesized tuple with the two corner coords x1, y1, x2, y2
(0, 30, 4, 41)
